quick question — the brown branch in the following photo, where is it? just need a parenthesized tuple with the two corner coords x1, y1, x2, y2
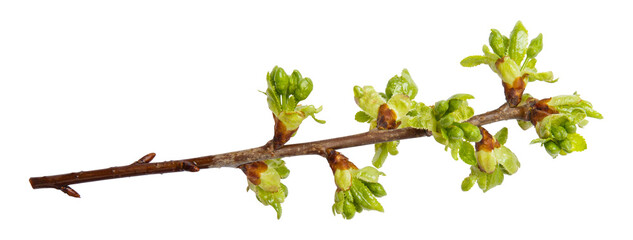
(29, 103, 531, 196)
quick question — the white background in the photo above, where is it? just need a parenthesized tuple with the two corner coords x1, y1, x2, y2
(1, 1, 631, 239)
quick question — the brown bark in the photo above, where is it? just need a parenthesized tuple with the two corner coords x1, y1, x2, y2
(29, 103, 532, 197)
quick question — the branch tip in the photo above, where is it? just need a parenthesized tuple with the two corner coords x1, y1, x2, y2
(132, 152, 156, 165)
(183, 161, 200, 172)
(59, 186, 80, 198)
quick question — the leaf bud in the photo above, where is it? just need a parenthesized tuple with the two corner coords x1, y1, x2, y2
(439, 115, 454, 128)
(527, 33, 543, 59)
(294, 77, 313, 101)
(544, 140, 560, 158)
(448, 126, 464, 140)
(274, 67, 290, 97)
(508, 20, 528, 64)
(489, 29, 507, 57)
(551, 125, 568, 141)
(560, 139, 573, 153)
(563, 121, 577, 134)
(457, 122, 483, 142)
(385, 69, 418, 100)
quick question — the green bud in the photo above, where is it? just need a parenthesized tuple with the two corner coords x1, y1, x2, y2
(496, 56, 522, 85)
(294, 77, 313, 102)
(476, 150, 497, 174)
(343, 200, 356, 219)
(544, 140, 560, 158)
(508, 21, 528, 64)
(563, 121, 577, 134)
(489, 29, 507, 57)
(434, 100, 449, 118)
(439, 115, 454, 128)
(334, 169, 353, 191)
(289, 70, 300, 97)
(448, 126, 464, 140)
(364, 182, 387, 197)
(457, 122, 482, 142)
(274, 67, 290, 97)
(560, 139, 573, 153)
(258, 166, 282, 193)
(385, 69, 418, 99)
(551, 125, 568, 141)
(527, 33, 543, 59)
(447, 99, 463, 114)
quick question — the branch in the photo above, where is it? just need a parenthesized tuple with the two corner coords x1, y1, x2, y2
(29, 103, 530, 196)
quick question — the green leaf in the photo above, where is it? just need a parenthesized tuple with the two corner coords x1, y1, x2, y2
(495, 146, 520, 175)
(449, 93, 475, 101)
(461, 175, 476, 191)
(372, 143, 389, 168)
(459, 141, 477, 165)
(527, 33, 543, 59)
(355, 111, 372, 123)
(494, 127, 508, 145)
(355, 166, 385, 183)
(354, 86, 386, 118)
(530, 71, 557, 83)
(448, 139, 461, 160)
(460, 55, 489, 67)
(530, 138, 548, 145)
(567, 133, 587, 152)
(508, 21, 529, 65)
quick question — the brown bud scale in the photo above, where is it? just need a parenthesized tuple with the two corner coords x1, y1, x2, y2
(325, 149, 358, 173)
(475, 127, 500, 152)
(377, 104, 400, 130)
(238, 161, 268, 185)
(272, 114, 298, 149)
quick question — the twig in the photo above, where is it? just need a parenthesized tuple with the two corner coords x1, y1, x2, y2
(29, 103, 530, 196)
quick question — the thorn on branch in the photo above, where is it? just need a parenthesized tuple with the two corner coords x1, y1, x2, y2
(131, 153, 156, 165)
(58, 186, 80, 198)
(183, 161, 200, 172)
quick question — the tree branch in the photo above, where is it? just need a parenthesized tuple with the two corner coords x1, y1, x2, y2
(29, 103, 530, 196)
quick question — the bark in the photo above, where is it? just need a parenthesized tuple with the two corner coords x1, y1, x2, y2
(29, 103, 531, 197)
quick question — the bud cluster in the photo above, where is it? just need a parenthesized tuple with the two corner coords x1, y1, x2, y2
(461, 21, 556, 106)
(239, 158, 290, 219)
(326, 149, 387, 219)
(462, 127, 520, 192)
(265, 66, 324, 148)
(528, 94, 602, 158)
(353, 69, 417, 168)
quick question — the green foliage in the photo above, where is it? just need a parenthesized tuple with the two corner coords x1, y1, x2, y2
(461, 21, 557, 106)
(462, 128, 520, 192)
(333, 166, 387, 219)
(247, 158, 290, 219)
(531, 93, 601, 158)
(354, 69, 419, 168)
(410, 94, 481, 164)
(265, 66, 324, 131)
